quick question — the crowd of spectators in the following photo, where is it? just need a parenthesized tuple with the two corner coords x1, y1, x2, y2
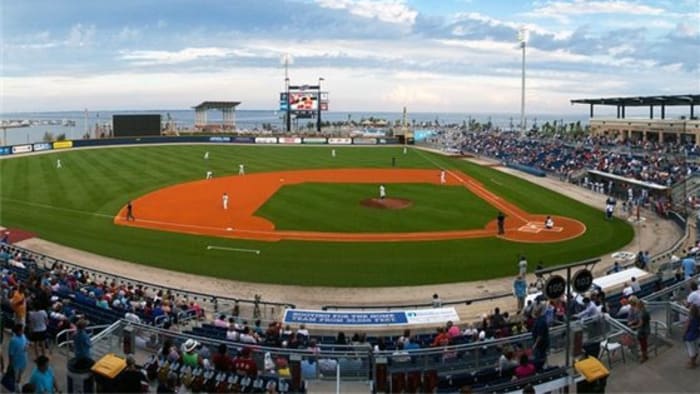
(430, 130, 699, 188)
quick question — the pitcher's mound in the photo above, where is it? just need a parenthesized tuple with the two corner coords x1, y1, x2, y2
(360, 197, 413, 210)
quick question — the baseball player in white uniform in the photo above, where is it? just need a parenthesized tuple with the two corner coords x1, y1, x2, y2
(331, 149, 336, 158)
(206, 171, 213, 179)
(440, 170, 446, 184)
(238, 164, 245, 175)
(403, 146, 407, 155)
(379, 185, 386, 200)
(56, 159, 62, 169)
(222, 193, 229, 210)
(204, 151, 209, 160)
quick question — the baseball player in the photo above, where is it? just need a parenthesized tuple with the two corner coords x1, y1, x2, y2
(238, 164, 245, 175)
(222, 193, 229, 210)
(379, 184, 386, 200)
(206, 171, 213, 179)
(331, 149, 336, 158)
(56, 159, 62, 169)
(126, 201, 135, 221)
(403, 146, 407, 155)
(204, 151, 209, 160)
(440, 170, 446, 184)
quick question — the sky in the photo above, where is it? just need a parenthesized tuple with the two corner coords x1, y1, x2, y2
(1, 0, 698, 114)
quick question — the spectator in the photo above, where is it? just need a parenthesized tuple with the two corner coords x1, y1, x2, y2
(8, 324, 29, 387)
(630, 277, 641, 293)
(28, 355, 58, 394)
(683, 304, 700, 368)
(513, 276, 527, 311)
(73, 319, 93, 368)
(232, 347, 258, 377)
(622, 282, 634, 297)
(628, 297, 650, 362)
(576, 298, 600, 320)
(498, 347, 518, 373)
(27, 303, 48, 358)
(11, 284, 27, 327)
(446, 321, 460, 338)
(687, 282, 700, 307)
(531, 304, 549, 371)
(213, 314, 229, 328)
(180, 339, 201, 368)
(432, 293, 442, 308)
(211, 343, 233, 372)
(682, 255, 696, 280)
(518, 256, 528, 276)
(514, 354, 536, 380)
(116, 354, 145, 393)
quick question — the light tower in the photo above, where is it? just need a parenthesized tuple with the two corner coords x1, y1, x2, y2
(518, 27, 529, 135)
(281, 54, 293, 132)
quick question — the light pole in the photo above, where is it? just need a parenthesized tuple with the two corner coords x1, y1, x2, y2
(281, 54, 293, 133)
(518, 27, 529, 135)
(317, 77, 324, 132)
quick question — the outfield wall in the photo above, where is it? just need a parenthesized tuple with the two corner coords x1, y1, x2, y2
(0, 135, 402, 157)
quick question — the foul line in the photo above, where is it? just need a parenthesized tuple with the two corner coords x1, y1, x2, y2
(413, 149, 529, 222)
(206, 245, 261, 254)
(0, 197, 114, 219)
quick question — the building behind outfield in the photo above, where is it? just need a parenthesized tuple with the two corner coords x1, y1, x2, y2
(572, 94, 700, 143)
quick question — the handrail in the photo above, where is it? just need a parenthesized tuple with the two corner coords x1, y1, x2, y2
(321, 292, 512, 311)
(3, 244, 295, 313)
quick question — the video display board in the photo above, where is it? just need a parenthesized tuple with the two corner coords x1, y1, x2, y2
(113, 115, 161, 137)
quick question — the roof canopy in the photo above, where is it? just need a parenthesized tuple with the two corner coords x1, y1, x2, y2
(193, 101, 241, 110)
(571, 94, 700, 107)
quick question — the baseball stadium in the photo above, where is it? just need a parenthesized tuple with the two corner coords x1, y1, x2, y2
(2, 1, 700, 393)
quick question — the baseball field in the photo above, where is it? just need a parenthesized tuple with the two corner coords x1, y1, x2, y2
(0, 144, 633, 286)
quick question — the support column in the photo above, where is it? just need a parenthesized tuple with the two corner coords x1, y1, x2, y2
(590, 104, 594, 118)
(662, 105, 666, 119)
(616, 106, 620, 119)
(691, 105, 695, 119)
(650, 105, 654, 119)
(643, 131, 647, 142)
(621, 106, 626, 119)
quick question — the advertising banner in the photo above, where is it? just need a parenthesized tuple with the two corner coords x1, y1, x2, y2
(377, 138, 400, 145)
(283, 307, 459, 326)
(353, 137, 377, 145)
(328, 138, 352, 145)
(255, 137, 278, 144)
(33, 143, 53, 152)
(209, 136, 231, 143)
(12, 144, 33, 154)
(53, 141, 74, 149)
(0, 147, 12, 156)
(302, 137, 327, 144)
(233, 136, 256, 143)
(278, 137, 302, 144)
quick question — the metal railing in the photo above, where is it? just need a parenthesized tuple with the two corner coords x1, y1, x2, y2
(2, 244, 295, 321)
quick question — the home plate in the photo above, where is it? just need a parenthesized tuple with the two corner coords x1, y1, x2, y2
(226, 227, 233, 231)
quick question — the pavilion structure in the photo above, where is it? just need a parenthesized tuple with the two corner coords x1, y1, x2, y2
(193, 101, 241, 131)
(571, 94, 700, 143)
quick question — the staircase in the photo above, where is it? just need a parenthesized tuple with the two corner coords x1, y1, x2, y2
(671, 174, 700, 208)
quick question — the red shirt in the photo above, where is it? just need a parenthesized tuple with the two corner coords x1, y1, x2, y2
(232, 357, 258, 377)
(515, 363, 536, 379)
(212, 353, 233, 372)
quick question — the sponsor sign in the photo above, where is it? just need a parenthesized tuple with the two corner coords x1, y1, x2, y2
(0, 147, 11, 156)
(53, 140, 73, 149)
(545, 275, 567, 299)
(255, 137, 278, 144)
(209, 136, 231, 143)
(353, 137, 377, 145)
(283, 307, 459, 326)
(302, 137, 327, 144)
(278, 137, 302, 144)
(12, 144, 33, 154)
(232, 136, 256, 143)
(32, 143, 53, 151)
(377, 138, 400, 145)
(573, 269, 594, 293)
(328, 138, 352, 145)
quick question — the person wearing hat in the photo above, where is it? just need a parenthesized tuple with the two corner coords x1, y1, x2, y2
(28, 355, 59, 393)
(181, 339, 201, 368)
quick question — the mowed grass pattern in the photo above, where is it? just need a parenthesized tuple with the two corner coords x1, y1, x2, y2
(257, 183, 497, 232)
(0, 145, 634, 286)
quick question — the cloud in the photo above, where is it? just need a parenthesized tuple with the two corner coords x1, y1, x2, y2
(120, 47, 242, 65)
(66, 23, 96, 47)
(315, 0, 417, 25)
(531, 0, 665, 18)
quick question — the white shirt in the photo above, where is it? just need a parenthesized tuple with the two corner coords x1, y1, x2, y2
(622, 286, 634, 297)
(239, 165, 244, 171)
(631, 281, 641, 293)
(687, 290, 700, 307)
(518, 259, 527, 274)
(545, 218, 554, 228)
(222, 195, 229, 204)
(379, 186, 386, 196)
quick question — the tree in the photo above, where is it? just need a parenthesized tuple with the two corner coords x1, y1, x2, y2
(56, 133, 66, 141)
(42, 132, 55, 142)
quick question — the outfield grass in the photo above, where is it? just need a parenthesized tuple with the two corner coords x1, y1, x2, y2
(0, 145, 634, 286)
(256, 183, 497, 232)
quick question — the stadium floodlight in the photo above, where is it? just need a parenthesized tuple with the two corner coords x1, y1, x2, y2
(281, 53, 294, 80)
(518, 27, 528, 135)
